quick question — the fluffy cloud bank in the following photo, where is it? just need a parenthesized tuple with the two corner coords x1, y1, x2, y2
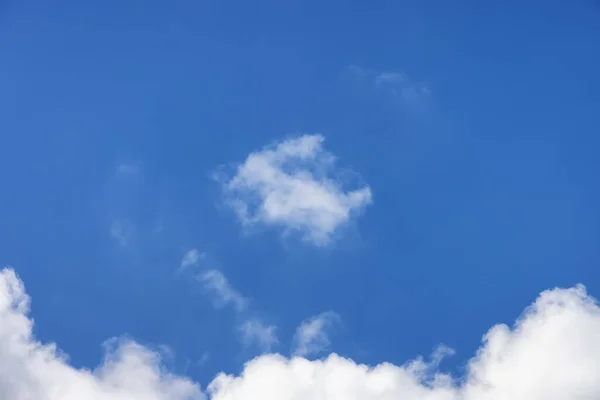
(2, 267, 600, 400)
(0, 268, 202, 400)
(217, 134, 372, 245)
(212, 284, 600, 400)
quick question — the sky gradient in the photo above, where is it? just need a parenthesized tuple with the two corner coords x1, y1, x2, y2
(1, 1, 599, 399)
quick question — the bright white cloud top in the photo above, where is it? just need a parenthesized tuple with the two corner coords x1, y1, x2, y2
(218, 134, 373, 245)
(0, 268, 202, 400)
(2, 266, 600, 400)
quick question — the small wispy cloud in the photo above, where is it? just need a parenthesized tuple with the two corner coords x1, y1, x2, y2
(185, 254, 278, 353)
(239, 319, 278, 352)
(198, 270, 248, 312)
(405, 344, 455, 375)
(197, 351, 210, 367)
(115, 162, 141, 176)
(216, 134, 372, 246)
(109, 219, 135, 247)
(292, 311, 340, 357)
(177, 248, 204, 274)
(346, 65, 430, 110)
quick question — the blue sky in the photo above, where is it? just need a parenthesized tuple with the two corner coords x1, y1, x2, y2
(0, 1, 599, 398)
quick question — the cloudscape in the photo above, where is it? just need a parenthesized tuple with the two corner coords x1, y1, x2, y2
(1, 1, 599, 399)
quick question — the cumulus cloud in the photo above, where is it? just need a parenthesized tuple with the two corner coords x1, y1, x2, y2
(3, 267, 600, 399)
(217, 134, 372, 245)
(198, 270, 248, 312)
(239, 319, 278, 352)
(0, 267, 204, 400)
(292, 311, 340, 357)
(210, 284, 600, 400)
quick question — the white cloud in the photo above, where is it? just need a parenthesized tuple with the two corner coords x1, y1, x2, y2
(292, 311, 340, 357)
(182, 249, 202, 267)
(3, 267, 600, 399)
(217, 134, 372, 245)
(178, 248, 204, 274)
(198, 270, 248, 312)
(193, 264, 277, 353)
(239, 319, 278, 352)
(209, 284, 600, 399)
(0, 267, 204, 400)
